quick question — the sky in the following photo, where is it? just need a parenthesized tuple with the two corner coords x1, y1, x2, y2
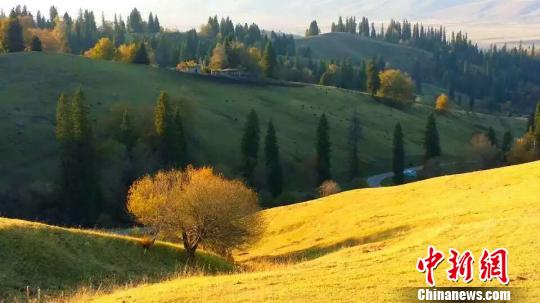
(1, 0, 319, 33)
(2, 0, 540, 43)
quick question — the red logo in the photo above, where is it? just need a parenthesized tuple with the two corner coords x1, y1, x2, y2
(447, 249, 474, 283)
(479, 248, 509, 285)
(416, 246, 445, 287)
(417, 246, 508, 286)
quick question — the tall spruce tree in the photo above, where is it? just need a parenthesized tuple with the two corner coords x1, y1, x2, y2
(487, 127, 498, 147)
(30, 36, 43, 51)
(264, 121, 283, 198)
(424, 114, 441, 160)
(133, 42, 150, 65)
(118, 109, 137, 153)
(348, 111, 361, 180)
(501, 131, 513, 159)
(534, 101, 540, 147)
(172, 109, 188, 168)
(241, 110, 260, 186)
(261, 41, 277, 78)
(56, 89, 101, 226)
(366, 59, 380, 95)
(316, 113, 331, 185)
(393, 123, 405, 185)
(154, 92, 174, 167)
(5, 16, 25, 52)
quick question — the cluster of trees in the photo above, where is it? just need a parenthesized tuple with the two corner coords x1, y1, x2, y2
(1, 5, 162, 54)
(321, 16, 540, 112)
(84, 37, 150, 64)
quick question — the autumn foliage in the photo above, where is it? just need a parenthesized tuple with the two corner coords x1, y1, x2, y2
(377, 69, 414, 104)
(127, 166, 264, 260)
(435, 94, 450, 112)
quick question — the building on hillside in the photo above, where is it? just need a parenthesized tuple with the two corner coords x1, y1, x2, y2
(176, 60, 202, 74)
(210, 68, 249, 79)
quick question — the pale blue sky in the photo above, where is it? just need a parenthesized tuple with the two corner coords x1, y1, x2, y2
(2, 1, 539, 39)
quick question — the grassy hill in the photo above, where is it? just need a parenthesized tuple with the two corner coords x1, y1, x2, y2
(83, 161, 540, 303)
(0, 218, 231, 301)
(296, 33, 434, 73)
(0, 52, 525, 199)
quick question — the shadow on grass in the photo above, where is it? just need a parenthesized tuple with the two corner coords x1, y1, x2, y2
(246, 225, 411, 264)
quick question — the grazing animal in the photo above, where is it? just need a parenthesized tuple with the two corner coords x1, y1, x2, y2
(141, 236, 156, 251)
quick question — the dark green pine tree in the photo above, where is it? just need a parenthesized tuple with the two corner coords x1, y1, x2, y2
(412, 60, 422, 93)
(393, 123, 405, 185)
(133, 42, 150, 65)
(487, 127, 498, 147)
(534, 102, 540, 147)
(241, 109, 260, 186)
(348, 111, 361, 180)
(56, 93, 72, 144)
(261, 41, 277, 78)
(56, 93, 74, 223)
(154, 92, 174, 167)
(5, 16, 25, 52)
(70, 89, 101, 225)
(172, 109, 188, 168)
(501, 131, 514, 162)
(30, 36, 43, 51)
(366, 59, 380, 95)
(424, 114, 441, 160)
(118, 109, 137, 153)
(264, 121, 283, 198)
(316, 113, 331, 185)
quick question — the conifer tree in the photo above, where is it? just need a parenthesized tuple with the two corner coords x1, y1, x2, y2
(393, 123, 405, 185)
(64, 89, 101, 225)
(487, 127, 498, 147)
(534, 101, 540, 148)
(306, 20, 320, 37)
(30, 36, 43, 51)
(348, 111, 361, 180)
(56, 94, 72, 143)
(172, 109, 188, 168)
(501, 131, 513, 156)
(118, 109, 137, 153)
(316, 113, 331, 185)
(261, 41, 277, 78)
(133, 42, 150, 65)
(412, 60, 422, 93)
(241, 109, 260, 186)
(264, 121, 283, 198)
(154, 92, 175, 167)
(424, 114, 441, 160)
(5, 16, 25, 52)
(366, 59, 380, 95)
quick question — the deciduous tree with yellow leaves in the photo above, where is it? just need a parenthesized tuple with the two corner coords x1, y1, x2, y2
(84, 38, 115, 60)
(127, 167, 264, 261)
(435, 94, 450, 112)
(377, 69, 414, 104)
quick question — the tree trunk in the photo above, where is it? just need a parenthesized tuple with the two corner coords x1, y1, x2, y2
(182, 232, 198, 264)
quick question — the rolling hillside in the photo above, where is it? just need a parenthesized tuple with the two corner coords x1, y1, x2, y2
(0, 218, 231, 301)
(296, 32, 434, 73)
(84, 161, 540, 303)
(0, 52, 524, 198)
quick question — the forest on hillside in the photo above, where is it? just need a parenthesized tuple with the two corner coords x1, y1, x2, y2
(2, 5, 540, 112)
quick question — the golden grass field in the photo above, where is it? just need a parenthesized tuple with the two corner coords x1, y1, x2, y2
(75, 161, 540, 303)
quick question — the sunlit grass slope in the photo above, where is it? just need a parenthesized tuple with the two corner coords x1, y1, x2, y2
(0, 218, 231, 301)
(88, 161, 540, 302)
(0, 52, 524, 193)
